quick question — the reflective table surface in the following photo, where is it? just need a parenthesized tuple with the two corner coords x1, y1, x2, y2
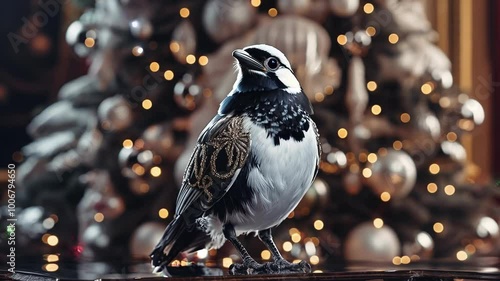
(2, 257, 500, 281)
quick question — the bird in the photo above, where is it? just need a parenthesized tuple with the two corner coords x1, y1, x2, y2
(150, 44, 321, 275)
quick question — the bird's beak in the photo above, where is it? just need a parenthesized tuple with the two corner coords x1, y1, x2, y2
(232, 49, 266, 72)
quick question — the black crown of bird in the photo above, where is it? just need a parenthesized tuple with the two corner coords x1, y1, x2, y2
(150, 44, 321, 275)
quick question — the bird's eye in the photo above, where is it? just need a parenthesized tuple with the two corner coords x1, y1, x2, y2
(264, 57, 280, 71)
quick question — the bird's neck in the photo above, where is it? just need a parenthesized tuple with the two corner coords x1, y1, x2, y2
(220, 89, 313, 145)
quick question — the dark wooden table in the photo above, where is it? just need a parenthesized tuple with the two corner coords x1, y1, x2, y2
(4, 258, 500, 281)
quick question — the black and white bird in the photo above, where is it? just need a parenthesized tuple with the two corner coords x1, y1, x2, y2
(150, 44, 321, 275)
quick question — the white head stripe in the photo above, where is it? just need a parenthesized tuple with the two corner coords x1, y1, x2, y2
(243, 44, 292, 69)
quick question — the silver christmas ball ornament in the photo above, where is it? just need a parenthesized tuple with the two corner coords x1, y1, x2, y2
(171, 21, 197, 64)
(129, 17, 154, 40)
(365, 149, 417, 198)
(97, 95, 133, 131)
(202, 0, 256, 43)
(174, 73, 203, 111)
(345, 222, 400, 262)
(329, 0, 359, 17)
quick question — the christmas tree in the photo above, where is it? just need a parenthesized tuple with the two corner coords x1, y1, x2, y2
(3, 0, 498, 277)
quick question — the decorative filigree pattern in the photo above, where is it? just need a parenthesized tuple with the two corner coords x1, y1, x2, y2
(185, 117, 250, 202)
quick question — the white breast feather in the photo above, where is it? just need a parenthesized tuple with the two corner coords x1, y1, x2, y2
(227, 117, 318, 233)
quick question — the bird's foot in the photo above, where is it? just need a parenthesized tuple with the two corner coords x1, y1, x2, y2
(267, 259, 311, 274)
(229, 260, 272, 275)
(229, 259, 311, 275)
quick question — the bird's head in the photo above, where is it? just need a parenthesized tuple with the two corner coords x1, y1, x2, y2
(232, 44, 301, 94)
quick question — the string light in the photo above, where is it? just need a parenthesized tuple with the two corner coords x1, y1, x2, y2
(158, 208, 169, 219)
(46, 254, 59, 262)
(458, 119, 474, 131)
(315, 92, 325, 102)
(203, 88, 213, 98)
(186, 54, 196, 64)
(261, 250, 271, 260)
(367, 153, 377, 163)
(392, 256, 402, 265)
(465, 244, 476, 254)
(179, 7, 190, 18)
(433, 222, 444, 233)
(314, 220, 324, 230)
(164, 70, 174, 80)
(439, 97, 451, 108)
(222, 257, 232, 268)
(337, 128, 348, 139)
(199, 55, 209, 66)
(84, 38, 95, 48)
(367, 81, 378, 91)
(291, 232, 301, 243)
(47, 235, 59, 246)
(150, 166, 162, 177)
(378, 147, 388, 156)
(268, 8, 278, 17)
(139, 183, 150, 193)
(43, 263, 59, 272)
(456, 250, 468, 261)
(324, 85, 334, 95)
(93, 212, 104, 222)
(283, 241, 293, 252)
(380, 192, 391, 202)
(288, 227, 300, 236)
(427, 183, 438, 193)
(446, 132, 457, 142)
(366, 26, 376, 36)
(373, 218, 384, 228)
(42, 217, 55, 229)
(363, 3, 374, 14)
(401, 256, 411, 264)
(429, 163, 440, 174)
(371, 104, 382, 115)
(400, 113, 411, 123)
(309, 255, 320, 265)
(362, 168, 372, 178)
(393, 140, 403, 150)
(170, 41, 180, 53)
(388, 33, 399, 44)
(149, 62, 160, 72)
(250, 0, 261, 7)
(337, 34, 347, 45)
(142, 99, 152, 110)
(122, 139, 133, 148)
(421, 82, 434, 94)
(132, 164, 145, 176)
(444, 184, 455, 195)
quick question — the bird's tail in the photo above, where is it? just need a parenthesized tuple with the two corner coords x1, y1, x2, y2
(150, 216, 209, 274)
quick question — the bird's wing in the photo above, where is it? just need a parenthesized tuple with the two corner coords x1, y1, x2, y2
(174, 114, 251, 221)
(311, 119, 322, 183)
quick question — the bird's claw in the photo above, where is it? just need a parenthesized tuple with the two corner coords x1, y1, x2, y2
(268, 259, 311, 273)
(229, 259, 311, 275)
(229, 261, 272, 275)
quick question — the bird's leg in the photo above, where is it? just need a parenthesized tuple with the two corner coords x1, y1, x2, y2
(223, 224, 270, 275)
(258, 228, 311, 273)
